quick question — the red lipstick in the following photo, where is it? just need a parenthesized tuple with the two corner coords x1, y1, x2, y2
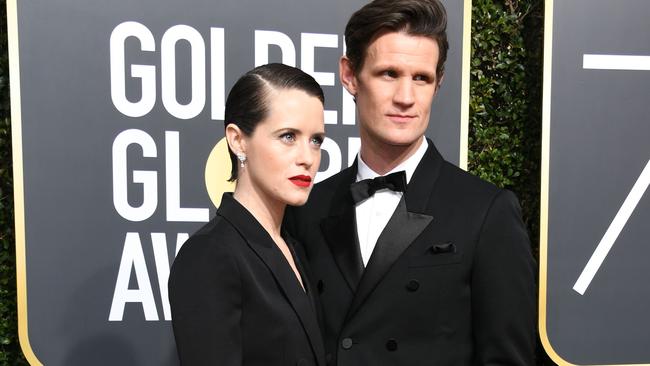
(289, 175, 312, 187)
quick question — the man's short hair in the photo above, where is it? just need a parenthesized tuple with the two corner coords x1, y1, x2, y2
(344, 0, 449, 81)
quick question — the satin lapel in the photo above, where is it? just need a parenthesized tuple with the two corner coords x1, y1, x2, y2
(286, 236, 326, 366)
(320, 207, 364, 291)
(404, 138, 444, 214)
(319, 164, 364, 291)
(346, 198, 433, 320)
(344, 140, 443, 320)
(218, 194, 325, 366)
(247, 242, 325, 365)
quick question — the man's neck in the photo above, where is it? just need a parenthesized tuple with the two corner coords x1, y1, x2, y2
(359, 137, 424, 175)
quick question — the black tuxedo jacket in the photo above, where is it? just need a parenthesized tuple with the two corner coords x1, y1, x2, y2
(284, 140, 536, 365)
(169, 193, 326, 366)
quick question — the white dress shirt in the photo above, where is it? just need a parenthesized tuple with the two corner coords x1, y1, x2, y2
(355, 137, 428, 266)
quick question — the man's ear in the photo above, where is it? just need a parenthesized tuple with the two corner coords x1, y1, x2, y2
(434, 74, 445, 96)
(339, 56, 358, 96)
(225, 124, 246, 155)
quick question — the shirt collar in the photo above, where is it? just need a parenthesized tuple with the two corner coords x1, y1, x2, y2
(356, 136, 428, 184)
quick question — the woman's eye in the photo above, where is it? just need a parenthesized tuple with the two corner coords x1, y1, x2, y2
(280, 133, 296, 143)
(311, 136, 324, 147)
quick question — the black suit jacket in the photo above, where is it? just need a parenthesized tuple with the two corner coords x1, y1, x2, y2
(284, 140, 536, 365)
(169, 193, 326, 366)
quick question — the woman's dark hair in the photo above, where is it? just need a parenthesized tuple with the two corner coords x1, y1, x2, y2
(224, 63, 324, 181)
(344, 0, 449, 81)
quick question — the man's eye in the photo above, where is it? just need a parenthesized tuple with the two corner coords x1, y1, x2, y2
(280, 133, 296, 142)
(414, 75, 431, 82)
(382, 70, 397, 78)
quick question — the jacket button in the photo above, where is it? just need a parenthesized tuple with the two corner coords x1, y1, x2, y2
(341, 337, 353, 349)
(406, 279, 420, 292)
(317, 280, 324, 294)
(386, 338, 398, 351)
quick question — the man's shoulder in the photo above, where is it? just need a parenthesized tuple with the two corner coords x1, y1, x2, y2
(441, 161, 499, 192)
(414, 139, 503, 201)
(419, 160, 525, 227)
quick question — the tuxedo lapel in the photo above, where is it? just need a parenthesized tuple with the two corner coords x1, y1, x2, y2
(404, 139, 444, 214)
(345, 140, 442, 319)
(218, 194, 325, 366)
(319, 165, 364, 291)
(321, 208, 364, 291)
(346, 198, 433, 319)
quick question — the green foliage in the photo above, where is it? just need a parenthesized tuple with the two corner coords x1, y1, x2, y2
(470, 0, 530, 187)
(1, 0, 27, 363)
(469, 0, 542, 248)
(470, 1, 548, 364)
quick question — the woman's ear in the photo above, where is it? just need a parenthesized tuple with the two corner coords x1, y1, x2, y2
(225, 124, 246, 155)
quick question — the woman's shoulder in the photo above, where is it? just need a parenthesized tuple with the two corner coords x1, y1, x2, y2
(174, 215, 242, 263)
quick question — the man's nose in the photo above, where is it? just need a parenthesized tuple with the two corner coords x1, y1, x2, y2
(393, 78, 415, 106)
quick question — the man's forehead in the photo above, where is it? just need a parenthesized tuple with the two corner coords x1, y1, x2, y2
(364, 32, 439, 69)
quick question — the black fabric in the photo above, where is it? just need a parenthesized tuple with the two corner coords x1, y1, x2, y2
(284, 139, 536, 366)
(349, 171, 407, 204)
(169, 193, 326, 366)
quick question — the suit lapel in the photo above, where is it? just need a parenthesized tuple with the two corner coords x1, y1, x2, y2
(404, 138, 444, 214)
(285, 235, 327, 365)
(319, 165, 365, 291)
(346, 140, 443, 319)
(249, 237, 326, 366)
(321, 208, 364, 291)
(218, 194, 325, 366)
(346, 198, 433, 320)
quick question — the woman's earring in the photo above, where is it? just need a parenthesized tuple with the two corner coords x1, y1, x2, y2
(237, 153, 247, 168)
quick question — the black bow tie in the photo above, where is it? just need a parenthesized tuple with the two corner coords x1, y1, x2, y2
(349, 171, 407, 204)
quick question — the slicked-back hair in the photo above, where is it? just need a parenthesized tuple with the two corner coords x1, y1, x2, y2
(224, 63, 324, 181)
(344, 0, 449, 82)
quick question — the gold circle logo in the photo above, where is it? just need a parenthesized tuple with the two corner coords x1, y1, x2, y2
(205, 137, 236, 207)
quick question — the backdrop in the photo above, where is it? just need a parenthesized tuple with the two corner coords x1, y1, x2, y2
(540, 0, 650, 365)
(8, 0, 470, 364)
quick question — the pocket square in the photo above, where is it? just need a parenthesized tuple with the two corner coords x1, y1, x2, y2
(429, 241, 455, 254)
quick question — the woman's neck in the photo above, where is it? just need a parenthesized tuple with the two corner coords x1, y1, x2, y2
(232, 181, 284, 239)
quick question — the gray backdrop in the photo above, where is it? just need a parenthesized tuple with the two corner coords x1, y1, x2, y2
(10, 0, 468, 364)
(543, 0, 650, 365)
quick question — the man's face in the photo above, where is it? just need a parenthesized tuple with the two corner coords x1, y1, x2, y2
(341, 32, 440, 153)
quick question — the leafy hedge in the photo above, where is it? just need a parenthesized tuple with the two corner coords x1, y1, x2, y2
(469, 0, 551, 364)
(1, 0, 28, 363)
(469, 0, 542, 248)
(0, 0, 549, 364)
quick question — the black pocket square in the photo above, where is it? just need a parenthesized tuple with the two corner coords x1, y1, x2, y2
(429, 242, 455, 254)
(410, 242, 461, 268)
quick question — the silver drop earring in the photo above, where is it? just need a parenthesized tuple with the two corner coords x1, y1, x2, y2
(237, 153, 247, 168)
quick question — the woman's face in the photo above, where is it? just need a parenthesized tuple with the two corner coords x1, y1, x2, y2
(243, 88, 325, 207)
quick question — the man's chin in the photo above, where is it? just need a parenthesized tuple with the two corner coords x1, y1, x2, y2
(376, 135, 425, 148)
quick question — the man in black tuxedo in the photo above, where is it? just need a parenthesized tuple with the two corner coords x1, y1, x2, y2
(285, 0, 536, 364)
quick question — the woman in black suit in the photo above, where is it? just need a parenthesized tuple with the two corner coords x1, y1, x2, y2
(168, 63, 326, 366)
